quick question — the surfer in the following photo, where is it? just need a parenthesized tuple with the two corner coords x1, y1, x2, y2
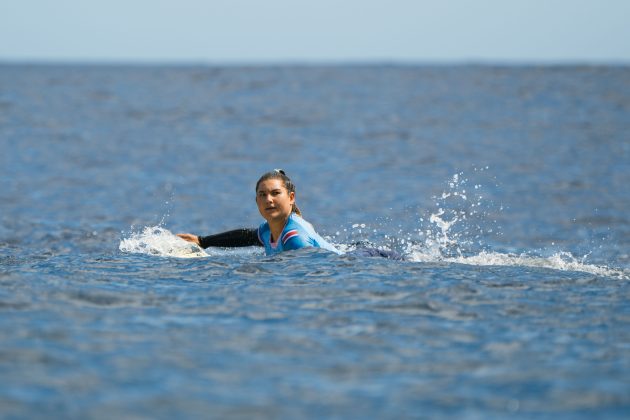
(178, 169, 403, 260)
(177, 169, 341, 255)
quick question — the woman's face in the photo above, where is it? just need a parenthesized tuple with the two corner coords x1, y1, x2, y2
(256, 179, 295, 223)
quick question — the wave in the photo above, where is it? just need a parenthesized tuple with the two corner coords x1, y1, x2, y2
(406, 248, 628, 280)
(118, 225, 628, 280)
(119, 170, 628, 279)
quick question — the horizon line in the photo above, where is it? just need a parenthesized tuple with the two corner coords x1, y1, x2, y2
(2, 57, 630, 68)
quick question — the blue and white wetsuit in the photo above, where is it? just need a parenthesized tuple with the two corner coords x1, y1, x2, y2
(196, 217, 401, 259)
(257, 213, 340, 256)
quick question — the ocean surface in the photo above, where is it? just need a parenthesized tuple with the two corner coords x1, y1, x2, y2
(1, 63, 629, 418)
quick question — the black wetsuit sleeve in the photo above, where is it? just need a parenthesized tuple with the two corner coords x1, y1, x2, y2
(198, 228, 262, 249)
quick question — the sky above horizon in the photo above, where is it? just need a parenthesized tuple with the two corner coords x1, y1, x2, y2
(1, 0, 629, 64)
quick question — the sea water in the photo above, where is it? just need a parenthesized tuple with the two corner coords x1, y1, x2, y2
(1, 64, 629, 418)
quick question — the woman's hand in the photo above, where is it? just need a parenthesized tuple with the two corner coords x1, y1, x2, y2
(177, 233, 201, 246)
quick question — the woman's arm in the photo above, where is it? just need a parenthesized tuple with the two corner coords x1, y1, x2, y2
(178, 228, 262, 249)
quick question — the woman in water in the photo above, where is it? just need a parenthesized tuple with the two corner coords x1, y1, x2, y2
(177, 169, 340, 255)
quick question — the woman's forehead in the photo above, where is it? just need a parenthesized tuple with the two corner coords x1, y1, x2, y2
(256, 178, 285, 191)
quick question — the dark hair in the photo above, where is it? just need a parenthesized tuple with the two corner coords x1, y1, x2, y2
(255, 169, 302, 217)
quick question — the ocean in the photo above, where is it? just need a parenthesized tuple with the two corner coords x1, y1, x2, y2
(1, 63, 629, 418)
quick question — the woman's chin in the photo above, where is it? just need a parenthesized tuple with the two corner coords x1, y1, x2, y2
(264, 212, 289, 223)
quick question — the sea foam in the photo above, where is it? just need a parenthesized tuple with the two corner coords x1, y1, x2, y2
(119, 226, 208, 258)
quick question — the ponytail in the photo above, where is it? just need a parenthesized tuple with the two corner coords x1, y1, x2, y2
(292, 203, 302, 217)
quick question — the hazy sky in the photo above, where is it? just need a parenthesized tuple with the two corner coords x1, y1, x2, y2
(1, 0, 629, 63)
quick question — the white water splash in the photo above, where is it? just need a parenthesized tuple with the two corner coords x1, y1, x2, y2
(416, 171, 491, 259)
(405, 171, 628, 280)
(119, 226, 208, 258)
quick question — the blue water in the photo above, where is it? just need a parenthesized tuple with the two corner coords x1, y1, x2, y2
(1, 63, 629, 418)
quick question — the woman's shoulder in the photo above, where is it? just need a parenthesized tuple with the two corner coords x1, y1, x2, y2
(280, 215, 313, 248)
